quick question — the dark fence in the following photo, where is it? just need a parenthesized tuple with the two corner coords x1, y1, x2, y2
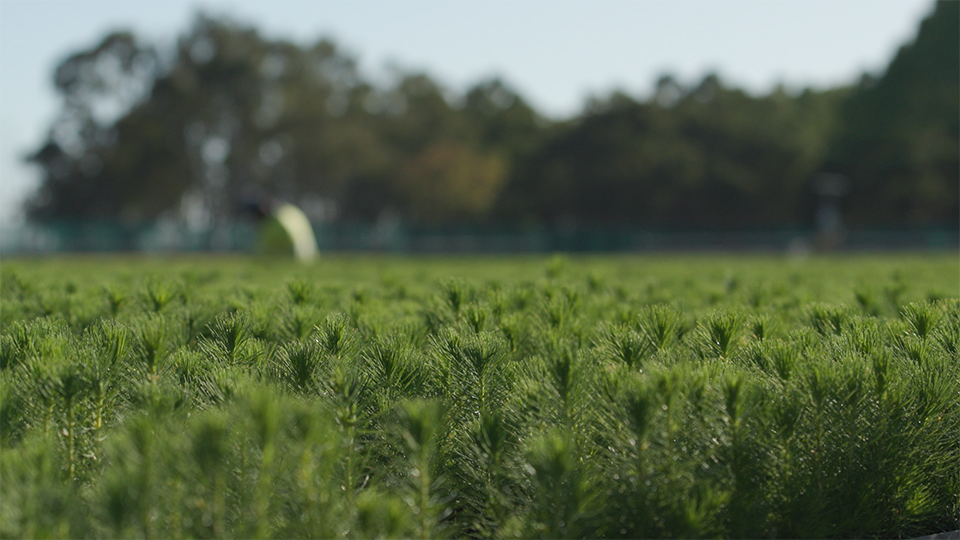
(1, 220, 957, 255)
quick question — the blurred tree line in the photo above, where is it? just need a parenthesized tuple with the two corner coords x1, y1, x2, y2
(25, 1, 958, 231)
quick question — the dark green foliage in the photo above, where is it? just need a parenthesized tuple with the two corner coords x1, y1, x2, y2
(826, 0, 959, 228)
(199, 311, 255, 366)
(901, 301, 943, 339)
(24, 3, 957, 231)
(141, 278, 180, 313)
(521, 429, 600, 538)
(500, 80, 849, 229)
(0, 254, 957, 539)
(597, 324, 650, 368)
(693, 309, 747, 359)
(808, 303, 851, 336)
(272, 339, 322, 393)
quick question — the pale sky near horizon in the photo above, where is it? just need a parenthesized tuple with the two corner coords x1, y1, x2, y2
(0, 0, 935, 225)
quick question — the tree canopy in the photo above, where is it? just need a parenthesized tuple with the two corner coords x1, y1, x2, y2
(825, 0, 959, 227)
(25, 2, 958, 230)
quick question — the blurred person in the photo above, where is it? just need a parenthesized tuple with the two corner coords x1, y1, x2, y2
(243, 194, 318, 262)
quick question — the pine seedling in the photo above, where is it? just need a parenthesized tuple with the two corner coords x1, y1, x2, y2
(226, 298, 268, 342)
(541, 292, 571, 330)
(325, 363, 370, 502)
(33, 289, 67, 318)
(736, 338, 797, 382)
(244, 390, 282, 539)
(522, 428, 600, 539)
(794, 361, 852, 531)
(88, 319, 131, 366)
(440, 278, 470, 322)
(83, 320, 129, 434)
(808, 303, 851, 336)
(353, 489, 413, 539)
(461, 302, 490, 334)
(637, 304, 684, 352)
(647, 369, 689, 470)
(734, 341, 769, 374)
(596, 323, 651, 369)
(434, 329, 511, 421)
(747, 314, 776, 342)
(127, 375, 191, 418)
(398, 399, 448, 540)
(279, 304, 323, 341)
(845, 316, 884, 356)
(895, 332, 931, 365)
(718, 374, 772, 537)
(0, 334, 18, 371)
(285, 278, 316, 306)
(601, 370, 655, 490)
(506, 282, 535, 312)
(140, 278, 180, 313)
(200, 311, 254, 366)
(100, 416, 160, 539)
(316, 312, 357, 359)
(420, 301, 451, 339)
(282, 404, 344, 539)
(487, 284, 509, 319)
(900, 301, 942, 340)
(170, 348, 221, 406)
(24, 358, 64, 437)
(8, 317, 69, 368)
(498, 312, 529, 354)
(853, 286, 883, 317)
(364, 334, 434, 407)
(767, 339, 799, 381)
(624, 382, 653, 442)
(1, 433, 81, 539)
(0, 374, 27, 444)
(544, 340, 579, 427)
(459, 406, 520, 537)
(190, 412, 231, 538)
(0, 269, 31, 299)
(692, 310, 746, 360)
(177, 300, 215, 346)
(274, 338, 322, 394)
(102, 284, 127, 317)
(548, 332, 602, 433)
(132, 315, 171, 382)
(54, 362, 89, 480)
(883, 276, 907, 313)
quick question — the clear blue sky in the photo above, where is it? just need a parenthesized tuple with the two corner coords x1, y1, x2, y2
(0, 0, 934, 224)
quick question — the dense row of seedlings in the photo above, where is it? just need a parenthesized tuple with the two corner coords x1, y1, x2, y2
(0, 267, 958, 539)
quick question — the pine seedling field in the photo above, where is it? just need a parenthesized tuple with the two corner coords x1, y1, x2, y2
(1, 254, 958, 539)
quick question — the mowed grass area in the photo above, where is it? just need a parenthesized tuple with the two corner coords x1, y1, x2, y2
(1, 253, 958, 539)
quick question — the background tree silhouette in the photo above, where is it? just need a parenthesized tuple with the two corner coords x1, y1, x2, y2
(24, 2, 958, 231)
(825, 0, 959, 228)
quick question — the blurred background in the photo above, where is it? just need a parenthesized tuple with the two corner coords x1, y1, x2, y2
(1, 0, 956, 254)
